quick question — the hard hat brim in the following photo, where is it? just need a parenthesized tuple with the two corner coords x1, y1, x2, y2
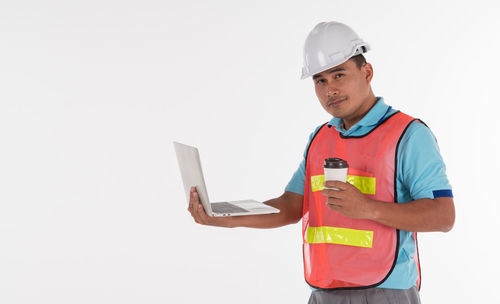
(300, 43, 370, 80)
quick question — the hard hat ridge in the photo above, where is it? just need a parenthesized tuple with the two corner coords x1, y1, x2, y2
(301, 21, 370, 79)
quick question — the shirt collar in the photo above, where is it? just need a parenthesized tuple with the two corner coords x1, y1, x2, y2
(327, 97, 391, 135)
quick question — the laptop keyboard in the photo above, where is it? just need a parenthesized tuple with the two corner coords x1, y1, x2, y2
(211, 202, 249, 214)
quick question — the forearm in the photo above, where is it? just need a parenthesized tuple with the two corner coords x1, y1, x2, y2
(367, 197, 455, 232)
(188, 187, 304, 229)
(226, 192, 303, 229)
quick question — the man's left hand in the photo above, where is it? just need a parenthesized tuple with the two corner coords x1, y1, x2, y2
(322, 181, 373, 219)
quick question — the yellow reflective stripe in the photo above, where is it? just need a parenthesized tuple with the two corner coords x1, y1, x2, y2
(306, 226, 374, 248)
(311, 175, 326, 192)
(311, 174, 376, 195)
(346, 175, 376, 195)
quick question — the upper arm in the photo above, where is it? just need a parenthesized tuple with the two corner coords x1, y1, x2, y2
(397, 121, 453, 201)
(283, 190, 304, 207)
(275, 191, 304, 223)
(431, 196, 456, 232)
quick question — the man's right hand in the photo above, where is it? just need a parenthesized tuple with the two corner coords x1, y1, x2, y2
(187, 187, 232, 227)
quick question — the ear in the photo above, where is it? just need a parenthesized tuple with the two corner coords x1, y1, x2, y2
(362, 63, 374, 83)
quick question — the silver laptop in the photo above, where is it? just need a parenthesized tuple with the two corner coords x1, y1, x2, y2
(174, 142, 280, 217)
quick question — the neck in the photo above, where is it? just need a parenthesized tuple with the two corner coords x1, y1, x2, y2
(343, 91, 377, 130)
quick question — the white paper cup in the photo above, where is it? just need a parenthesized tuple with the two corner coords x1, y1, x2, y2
(323, 158, 348, 189)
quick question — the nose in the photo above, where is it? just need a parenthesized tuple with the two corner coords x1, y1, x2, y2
(327, 84, 339, 97)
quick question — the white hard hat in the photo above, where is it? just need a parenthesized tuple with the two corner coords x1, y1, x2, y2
(301, 21, 370, 79)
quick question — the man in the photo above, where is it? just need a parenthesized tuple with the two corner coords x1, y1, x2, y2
(188, 21, 455, 304)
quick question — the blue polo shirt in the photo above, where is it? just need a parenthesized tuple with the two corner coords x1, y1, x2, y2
(286, 97, 453, 289)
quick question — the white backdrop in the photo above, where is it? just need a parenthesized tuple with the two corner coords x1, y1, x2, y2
(1, 0, 499, 303)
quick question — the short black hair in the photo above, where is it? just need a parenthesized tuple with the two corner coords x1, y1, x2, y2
(350, 54, 367, 69)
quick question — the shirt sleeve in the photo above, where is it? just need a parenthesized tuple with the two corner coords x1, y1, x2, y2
(285, 125, 324, 195)
(397, 121, 453, 201)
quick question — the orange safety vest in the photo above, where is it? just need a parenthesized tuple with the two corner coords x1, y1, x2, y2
(303, 111, 421, 290)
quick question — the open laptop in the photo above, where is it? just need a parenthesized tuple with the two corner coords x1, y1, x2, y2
(174, 142, 280, 217)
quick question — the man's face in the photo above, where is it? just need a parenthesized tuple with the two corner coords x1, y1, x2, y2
(313, 59, 374, 126)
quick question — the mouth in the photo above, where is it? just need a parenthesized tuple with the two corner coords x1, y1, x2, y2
(327, 97, 347, 107)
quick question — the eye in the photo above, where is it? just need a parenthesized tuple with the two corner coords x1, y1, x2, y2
(315, 78, 326, 85)
(334, 73, 344, 79)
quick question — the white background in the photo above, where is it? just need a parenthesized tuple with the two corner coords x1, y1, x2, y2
(1, 1, 499, 303)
